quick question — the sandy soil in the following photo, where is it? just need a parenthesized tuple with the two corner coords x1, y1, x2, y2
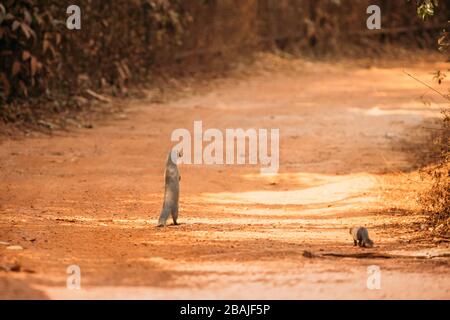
(0, 56, 449, 299)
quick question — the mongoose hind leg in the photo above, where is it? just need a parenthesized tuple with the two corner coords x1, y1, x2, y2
(157, 205, 171, 227)
(354, 240, 357, 246)
(171, 205, 179, 225)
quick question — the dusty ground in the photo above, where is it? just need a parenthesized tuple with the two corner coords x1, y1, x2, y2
(0, 55, 449, 299)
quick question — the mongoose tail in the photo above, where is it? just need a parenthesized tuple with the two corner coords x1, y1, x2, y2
(349, 227, 374, 248)
(157, 149, 181, 227)
(157, 204, 172, 227)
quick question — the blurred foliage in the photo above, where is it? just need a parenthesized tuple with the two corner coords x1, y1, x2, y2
(0, 0, 448, 120)
(416, 0, 439, 20)
(0, 0, 190, 109)
(414, 0, 449, 54)
(419, 108, 450, 237)
(415, 0, 449, 237)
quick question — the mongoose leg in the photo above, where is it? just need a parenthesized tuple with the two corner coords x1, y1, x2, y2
(158, 205, 171, 227)
(354, 240, 357, 246)
(171, 204, 179, 225)
(357, 240, 362, 247)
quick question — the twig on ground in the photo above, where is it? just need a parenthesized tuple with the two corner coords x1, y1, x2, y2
(403, 70, 450, 101)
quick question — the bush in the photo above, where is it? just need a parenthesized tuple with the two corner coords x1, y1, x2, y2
(419, 109, 450, 237)
(0, 0, 448, 121)
(0, 0, 190, 104)
(414, 1, 450, 237)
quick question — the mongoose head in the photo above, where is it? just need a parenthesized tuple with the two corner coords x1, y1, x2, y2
(169, 148, 183, 164)
(364, 238, 374, 248)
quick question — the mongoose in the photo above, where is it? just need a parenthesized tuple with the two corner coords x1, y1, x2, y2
(157, 149, 182, 227)
(349, 227, 374, 248)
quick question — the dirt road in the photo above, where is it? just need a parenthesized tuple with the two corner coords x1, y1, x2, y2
(1, 55, 449, 299)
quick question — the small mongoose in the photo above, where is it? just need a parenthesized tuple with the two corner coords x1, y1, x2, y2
(157, 149, 182, 227)
(349, 227, 374, 248)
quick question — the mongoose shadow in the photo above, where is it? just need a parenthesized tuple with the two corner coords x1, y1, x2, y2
(157, 149, 182, 227)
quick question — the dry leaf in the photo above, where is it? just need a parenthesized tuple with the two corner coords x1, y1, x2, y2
(56, 33, 62, 45)
(22, 50, 31, 61)
(12, 20, 20, 31)
(0, 72, 11, 97)
(43, 38, 50, 54)
(20, 23, 32, 39)
(86, 89, 111, 103)
(116, 63, 127, 80)
(12, 60, 21, 76)
(30, 56, 38, 77)
(19, 80, 28, 97)
(23, 9, 32, 25)
(122, 62, 131, 78)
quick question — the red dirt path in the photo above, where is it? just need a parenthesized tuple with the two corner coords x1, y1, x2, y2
(1, 56, 449, 299)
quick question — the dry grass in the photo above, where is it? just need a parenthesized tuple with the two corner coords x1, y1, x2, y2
(419, 109, 450, 237)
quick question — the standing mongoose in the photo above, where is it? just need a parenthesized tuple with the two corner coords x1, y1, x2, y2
(157, 149, 182, 227)
(349, 227, 374, 248)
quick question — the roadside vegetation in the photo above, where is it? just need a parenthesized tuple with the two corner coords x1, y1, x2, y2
(415, 0, 449, 238)
(1, 1, 447, 126)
